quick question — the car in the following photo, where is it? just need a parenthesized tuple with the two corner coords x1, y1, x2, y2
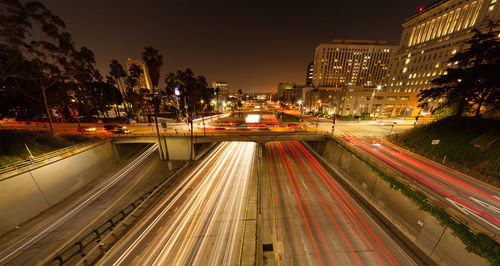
(111, 126, 130, 134)
(371, 140, 381, 146)
(103, 124, 119, 131)
(103, 124, 129, 134)
(82, 126, 96, 132)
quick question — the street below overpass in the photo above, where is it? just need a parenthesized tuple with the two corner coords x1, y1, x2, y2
(99, 142, 257, 265)
(264, 140, 422, 265)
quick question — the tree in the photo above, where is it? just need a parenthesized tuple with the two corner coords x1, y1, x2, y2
(142, 46, 165, 158)
(419, 22, 500, 117)
(164, 68, 214, 118)
(109, 59, 127, 96)
(0, 0, 102, 128)
(125, 63, 144, 121)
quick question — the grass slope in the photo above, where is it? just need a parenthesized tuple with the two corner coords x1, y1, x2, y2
(0, 130, 90, 166)
(388, 117, 500, 186)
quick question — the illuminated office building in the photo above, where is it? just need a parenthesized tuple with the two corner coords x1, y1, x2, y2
(126, 58, 151, 91)
(387, 0, 500, 115)
(312, 40, 397, 88)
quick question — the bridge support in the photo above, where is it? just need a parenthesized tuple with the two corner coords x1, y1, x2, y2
(159, 136, 193, 161)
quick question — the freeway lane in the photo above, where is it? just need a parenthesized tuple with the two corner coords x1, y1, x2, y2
(267, 141, 417, 265)
(347, 136, 500, 238)
(0, 144, 160, 265)
(99, 141, 256, 265)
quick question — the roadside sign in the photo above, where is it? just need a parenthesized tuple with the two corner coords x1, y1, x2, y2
(431, 139, 440, 145)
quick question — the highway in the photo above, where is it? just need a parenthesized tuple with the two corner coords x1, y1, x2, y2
(266, 140, 417, 265)
(0, 144, 163, 265)
(98, 141, 256, 265)
(346, 136, 500, 238)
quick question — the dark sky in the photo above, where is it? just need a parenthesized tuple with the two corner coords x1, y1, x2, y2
(36, 0, 434, 92)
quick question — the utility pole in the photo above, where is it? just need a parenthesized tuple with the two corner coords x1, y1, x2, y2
(152, 89, 166, 160)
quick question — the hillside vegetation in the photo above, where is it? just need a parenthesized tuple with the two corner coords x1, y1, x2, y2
(387, 117, 500, 186)
(0, 130, 90, 166)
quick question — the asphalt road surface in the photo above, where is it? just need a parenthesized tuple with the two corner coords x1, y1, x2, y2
(0, 144, 162, 265)
(98, 141, 256, 265)
(266, 140, 417, 265)
(345, 136, 500, 239)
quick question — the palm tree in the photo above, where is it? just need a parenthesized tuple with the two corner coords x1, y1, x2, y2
(142, 46, 166, 159)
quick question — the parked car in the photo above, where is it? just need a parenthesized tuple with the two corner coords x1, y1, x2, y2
(111, 126, 130, 134)
(103, 124, 130, 134)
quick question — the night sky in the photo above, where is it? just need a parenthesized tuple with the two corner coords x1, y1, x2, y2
(35, 0, 435, 92)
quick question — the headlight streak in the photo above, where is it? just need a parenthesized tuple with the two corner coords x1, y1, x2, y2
(99, 141, 256, 266)
(99, 143, 230, 265)
(0, 144, 158, 265)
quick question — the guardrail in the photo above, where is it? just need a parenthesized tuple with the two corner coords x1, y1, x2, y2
(0, 140, 102, 175)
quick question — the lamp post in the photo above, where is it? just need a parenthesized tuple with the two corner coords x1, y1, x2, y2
(200, 99, 206, 136)
(316, 100, 321, 133)
(298, 100, 303, 121)
(70, 99, 82, 134)
(368, 85, 382, 120)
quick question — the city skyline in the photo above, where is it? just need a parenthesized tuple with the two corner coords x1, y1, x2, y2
(32, 0, 436, 92)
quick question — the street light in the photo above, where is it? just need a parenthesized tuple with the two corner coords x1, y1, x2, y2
(368, 85, 382, 120)
(316, 100, 322, 133)
(200, 99, 206, 136)
(298, 100, 303, 121)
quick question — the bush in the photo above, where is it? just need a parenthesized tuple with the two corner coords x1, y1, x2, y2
(332, 138, 500, 265)
(387, 117, 500, 179)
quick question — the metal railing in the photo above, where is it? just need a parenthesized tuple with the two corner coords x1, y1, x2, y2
(0, 140, 102, 176)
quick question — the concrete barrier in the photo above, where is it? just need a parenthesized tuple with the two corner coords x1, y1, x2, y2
(0, 142, 116, 236)
(314, 139, 488, 266)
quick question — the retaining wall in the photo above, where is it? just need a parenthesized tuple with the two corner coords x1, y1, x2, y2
(315, 139, 487, 266)
(0, 142, 116, 236)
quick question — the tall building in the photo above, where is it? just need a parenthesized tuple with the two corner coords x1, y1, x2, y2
(212, 81, 229, 97)
(277, 82, 309, 103)
(312, 40, 397, 88)
(126, 58, 151, 91)
(305, 61, 314, 85)
(387, 0, 500, 115)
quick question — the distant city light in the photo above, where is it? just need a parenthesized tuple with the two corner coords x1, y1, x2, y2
(174, 87, 180, 96)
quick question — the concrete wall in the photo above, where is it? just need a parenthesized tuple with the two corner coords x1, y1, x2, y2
(0, 142, 116, 236)
(316, 139, 487, 266)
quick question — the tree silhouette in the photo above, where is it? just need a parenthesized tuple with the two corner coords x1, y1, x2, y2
(419, 22, 500, 117)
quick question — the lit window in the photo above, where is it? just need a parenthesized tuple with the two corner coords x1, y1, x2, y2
(488, 5, 494, 11)
(451, 49, 457, 54)
(403, 67, 407, 73)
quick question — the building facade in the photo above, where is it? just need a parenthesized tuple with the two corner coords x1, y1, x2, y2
(305, 61, 314, 85)
(312, 40, 397, 88)
(126, 58, 151, 91)
(212, 81, 229, 98)
(387, 0, 500, 115)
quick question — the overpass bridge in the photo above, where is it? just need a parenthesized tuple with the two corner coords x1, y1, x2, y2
(110, 132, 328, 160)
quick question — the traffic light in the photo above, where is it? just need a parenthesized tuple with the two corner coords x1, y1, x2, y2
(333, 118, 337, 125)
